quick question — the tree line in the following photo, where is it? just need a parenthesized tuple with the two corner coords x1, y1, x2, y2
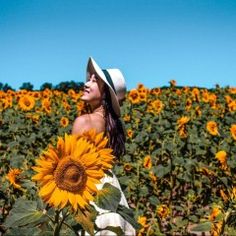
(0, 81, 84, 92)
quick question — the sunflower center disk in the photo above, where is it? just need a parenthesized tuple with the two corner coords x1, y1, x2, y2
(54, 158, 87, 193)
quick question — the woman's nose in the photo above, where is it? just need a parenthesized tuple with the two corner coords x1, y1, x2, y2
(84, 81, 90, 87)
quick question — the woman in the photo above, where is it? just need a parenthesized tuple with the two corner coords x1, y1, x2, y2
(72, 57, 135, 235)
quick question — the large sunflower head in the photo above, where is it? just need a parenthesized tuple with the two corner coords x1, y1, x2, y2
(32, 131, 114, 211)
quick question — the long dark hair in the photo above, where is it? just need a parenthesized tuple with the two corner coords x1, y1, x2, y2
(102, 84, 126, 159)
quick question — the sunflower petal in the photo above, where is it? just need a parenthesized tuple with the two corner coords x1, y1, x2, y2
(39, 181, 56, 198)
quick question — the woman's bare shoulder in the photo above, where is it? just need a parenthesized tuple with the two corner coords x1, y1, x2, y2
(72, 114, 91, 135)
(72, 113, 105, 135)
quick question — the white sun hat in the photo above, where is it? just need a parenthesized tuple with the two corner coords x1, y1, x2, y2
(86, 57, 126, 117)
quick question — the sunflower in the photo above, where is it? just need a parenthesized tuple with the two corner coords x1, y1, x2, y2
(32, 91, 41, 100)
(191, 88, 200, 102)
(123, 114, 131, 122)
(18, 95, 35, 111)
(177, 116, 190, 128)
(228, 100, 236, 112)
(147, 99, 163, 114)
(26, 113, 40, 124)
(138, 85, 149, 102)
(211, 221, 223, 236)
(185, 98, 192, 111)
(169, 80, 176, 87)
(128, 89, 140, 104)
(195, 106, 202, 116)
(68, 89, 76, 97)
(215, 150, 227, 170)
(182, 86, 190, 93)
(143, 155, 152, 169)
(209, 206, 221, 221)
(138, 216, 148, 228)
(230, 124, 236, 141)
(150, 87, 161, 96)
(42, 88, 53, 98)
(127, 129, 133, 138)
(202, 90, 210, 103)
(178, 126, 188, 138)
(231, 187, 236, 199)
(0, 98, 10, 111)
(41, 98, 51, 114)
(177, 116, 190, 138)
(6, 168, 22, 190)
(206, 121, 219, 136)
(156, 205, 169, 219)
(124, 163, 132, 172)
(32, 131, 114, 211)
(219, 189, 228, 202)
(149, 171, 157, 183)
(60, 117, 69, 127)
(76, 101, 86, 113)
(228, 87, 236, 94)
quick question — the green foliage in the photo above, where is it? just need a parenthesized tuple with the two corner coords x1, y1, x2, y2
(0, 84, 236, 235)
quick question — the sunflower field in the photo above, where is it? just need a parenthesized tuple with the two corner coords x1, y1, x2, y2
(0, 81, 236, 235)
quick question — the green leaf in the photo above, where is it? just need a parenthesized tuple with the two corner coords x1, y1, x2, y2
(5, 227, 42, 236)
(118, 176, 130, 186)
(190, 222, 212, 232)
(117, 205, 141, 230)
(94, 183, 121, 212)
(149, 196, 159, 206)
(97, 226, 124, 236)
(153, 164, 171, 178)
(4, 198, 47, 228)
(220, 177, 228, 187)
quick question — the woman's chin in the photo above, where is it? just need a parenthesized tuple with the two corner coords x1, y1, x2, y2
(81, 95, 88, 101)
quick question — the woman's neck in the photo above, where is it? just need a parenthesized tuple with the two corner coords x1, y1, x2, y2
(92, 105, 104, 117)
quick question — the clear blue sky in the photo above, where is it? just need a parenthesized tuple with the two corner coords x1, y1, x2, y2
(0, 0, 236, 90)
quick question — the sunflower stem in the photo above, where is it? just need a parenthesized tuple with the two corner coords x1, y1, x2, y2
(53, 210, 62, 236)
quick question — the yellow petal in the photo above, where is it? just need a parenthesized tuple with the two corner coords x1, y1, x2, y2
(32, 173, 44, 181)
(85, 169, 104, 179)
(73, 138, 91, 159)
(39, 181, 56, 198)
(80, 153, 99, 167)
(86, 179, 98, 192)
(76, 194, 87, 209)
(64, 133, 72, 156)
(57, 136, 65, 156)
(82, 190, 94, 201)
(59, 190, 69, 209)
(35, 159, 54, 169)
(68, 192, 77, 210)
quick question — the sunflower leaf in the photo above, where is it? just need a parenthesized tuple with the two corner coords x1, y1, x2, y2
(97, 226, 124, 236)
(4, 198, 47, 228)
(94, 183, 121, 212)
(4, 227, 42, 236)
(190, 222, 212, 232)
(117, 205, 141, 230)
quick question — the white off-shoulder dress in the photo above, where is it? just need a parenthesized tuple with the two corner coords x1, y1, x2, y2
(89, 172, 136, 236)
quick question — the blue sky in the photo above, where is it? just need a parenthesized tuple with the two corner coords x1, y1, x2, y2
(0, 0, 236, 90)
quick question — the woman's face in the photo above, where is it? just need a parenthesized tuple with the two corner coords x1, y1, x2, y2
(81, 73, 105, 107)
